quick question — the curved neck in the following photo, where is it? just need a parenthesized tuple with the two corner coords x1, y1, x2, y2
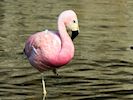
(56, 16, 74, 65)
(58, 17, 72, 48)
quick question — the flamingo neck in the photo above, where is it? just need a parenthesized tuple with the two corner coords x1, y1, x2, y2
(58, 21, 70, 43)
(55, 17, 74, 66)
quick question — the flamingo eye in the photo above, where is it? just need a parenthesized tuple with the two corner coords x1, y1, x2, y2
(73, 20, 76, 23)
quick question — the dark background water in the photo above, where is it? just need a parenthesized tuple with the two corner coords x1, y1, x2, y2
(1, 0, 133, 100)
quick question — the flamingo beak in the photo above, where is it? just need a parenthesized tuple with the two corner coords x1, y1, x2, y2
(71, 30, 79, 41)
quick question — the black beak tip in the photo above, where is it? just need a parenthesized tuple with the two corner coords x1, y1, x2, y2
(130, 46, 133, 50)
(71, 30, 79, 41)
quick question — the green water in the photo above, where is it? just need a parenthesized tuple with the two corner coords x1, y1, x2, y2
(0, 0, 133, 100)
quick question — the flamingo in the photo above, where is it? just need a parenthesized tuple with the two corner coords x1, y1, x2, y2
(24, 10, 79, 99)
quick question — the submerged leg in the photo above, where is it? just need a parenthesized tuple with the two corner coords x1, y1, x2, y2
(52, 69, 59, 76)
(41, 73, 47, 100)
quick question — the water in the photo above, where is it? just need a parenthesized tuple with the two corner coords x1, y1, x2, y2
(0, 0, 133, 100)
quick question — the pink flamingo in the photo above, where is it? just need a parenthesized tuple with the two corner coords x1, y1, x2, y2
(24, 10, 79, 99)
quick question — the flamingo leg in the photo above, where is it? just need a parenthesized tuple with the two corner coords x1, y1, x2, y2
(41, 73, 47, 100)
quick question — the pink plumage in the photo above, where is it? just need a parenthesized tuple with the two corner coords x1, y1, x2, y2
(24, 10, 79, 72)
(24, 10, 79, 98)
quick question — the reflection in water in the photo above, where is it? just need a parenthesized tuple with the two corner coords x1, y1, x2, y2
(0, 0, 133, 100)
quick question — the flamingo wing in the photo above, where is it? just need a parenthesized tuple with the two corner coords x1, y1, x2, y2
(24, 30, 61, 71)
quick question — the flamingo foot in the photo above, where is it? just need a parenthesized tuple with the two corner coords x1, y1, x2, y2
(41, 73, 47, 100)
(52, 69, 59, 76)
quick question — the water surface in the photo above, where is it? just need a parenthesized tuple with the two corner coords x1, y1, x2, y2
(0, 0, 133, 100)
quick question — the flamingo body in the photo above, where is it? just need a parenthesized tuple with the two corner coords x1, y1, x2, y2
(24, 10, 79, 72)
(25, 30, 74, 72)
(24, 10, 79, 99)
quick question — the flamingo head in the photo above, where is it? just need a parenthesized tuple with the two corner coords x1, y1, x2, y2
(59, 10, 79, 41)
